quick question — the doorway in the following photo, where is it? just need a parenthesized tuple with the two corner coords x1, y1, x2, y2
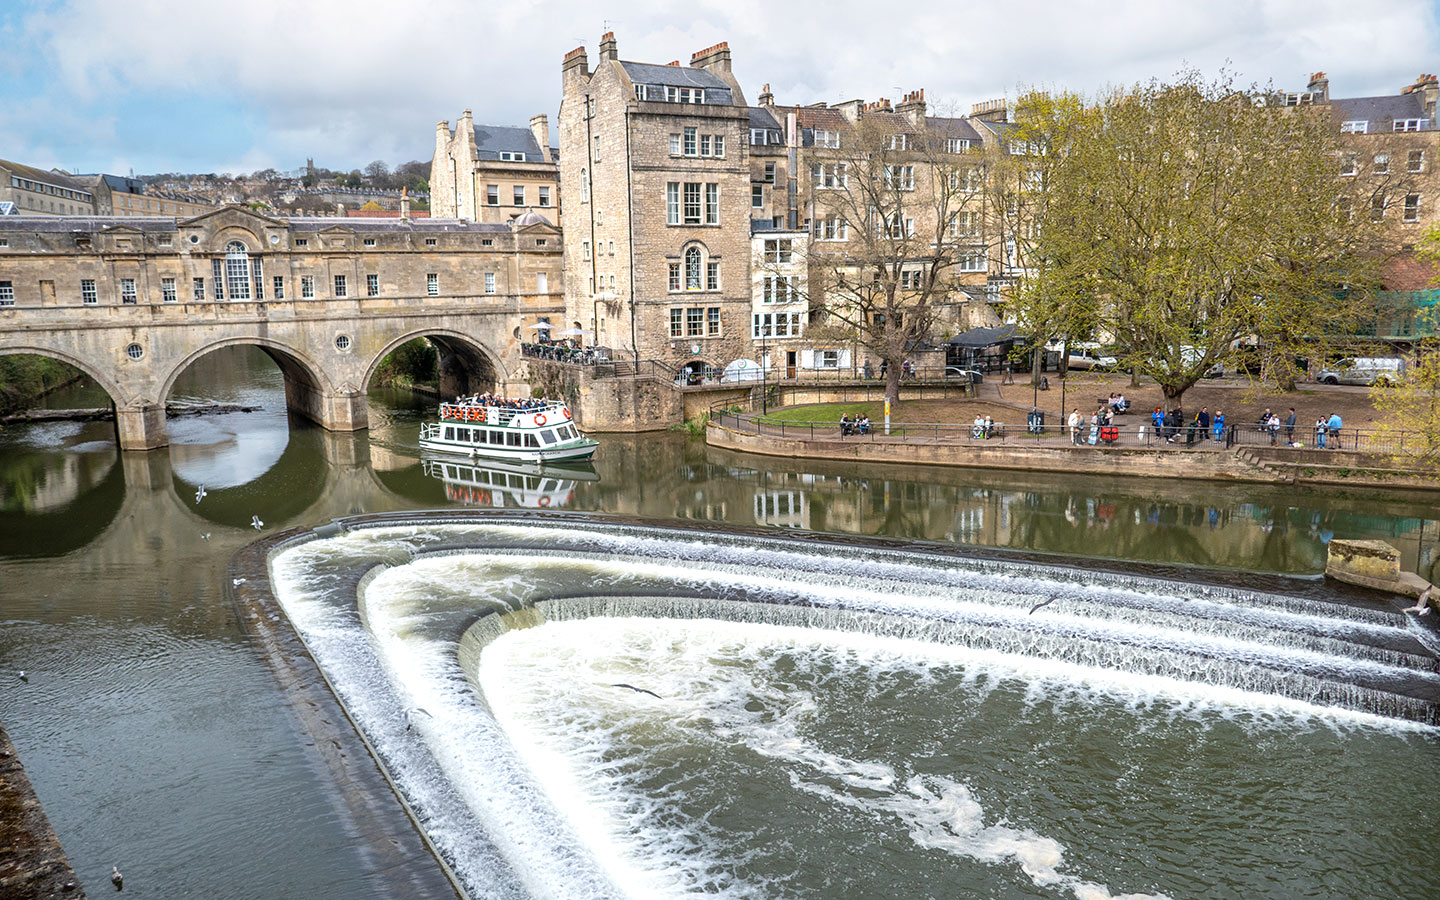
(785, 350, 797, 379)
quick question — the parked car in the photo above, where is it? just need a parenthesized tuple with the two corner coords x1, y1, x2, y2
(945, 366, 984, 384)
(1065, 344, 1118, 371)
(1317, 357, 1406, 386)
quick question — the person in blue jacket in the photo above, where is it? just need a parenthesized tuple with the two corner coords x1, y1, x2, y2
(1326, 412, 1343, 449)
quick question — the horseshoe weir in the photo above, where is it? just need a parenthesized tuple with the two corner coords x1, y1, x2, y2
(237, 511, 1440, 900)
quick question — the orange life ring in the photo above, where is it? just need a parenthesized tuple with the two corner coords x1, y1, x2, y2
(562, 408, 572, 420)
(538, 495, 551, 507)
(534, 413, 547, 426)
(468, 408, 481, 422)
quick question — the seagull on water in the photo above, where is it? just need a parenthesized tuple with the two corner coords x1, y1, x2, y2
(110, 865, 123, 890)
(194, 485, 207, 504)
(232, 577, 247, 586)
(200, 533, 211, 541)
(609, 683, 662, 699)
(251, 515, 264, 531)
(1028, 595, 1060, 615)
(18, 671, 27, 683)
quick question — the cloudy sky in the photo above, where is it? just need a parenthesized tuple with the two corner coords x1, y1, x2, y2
(3, 0, 1439, 177)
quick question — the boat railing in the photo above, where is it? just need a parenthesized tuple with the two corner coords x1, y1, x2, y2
(439, 400, 569, 426)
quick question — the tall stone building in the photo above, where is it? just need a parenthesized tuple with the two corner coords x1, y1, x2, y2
(559, 34, 754, 377)
(430, 110, 561, 225)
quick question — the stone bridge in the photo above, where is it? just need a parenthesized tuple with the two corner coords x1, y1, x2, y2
(1, 297, 537, 449)
(0, 206, 565, 449)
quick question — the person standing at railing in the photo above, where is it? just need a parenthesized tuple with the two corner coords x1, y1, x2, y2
(1315, 416, 1328, 449)
(1285, 408, 1297, 446)
(1327, 413, 1342, 449)
(1068, 409, 1082, 445)
(1212, 409, 1225, 442)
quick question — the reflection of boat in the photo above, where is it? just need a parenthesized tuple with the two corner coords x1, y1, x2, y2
(421, 456, 595, 509)
(419, 400, 598, 462)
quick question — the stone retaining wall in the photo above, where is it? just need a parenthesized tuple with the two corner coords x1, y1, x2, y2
(707, 420, 1440, 491)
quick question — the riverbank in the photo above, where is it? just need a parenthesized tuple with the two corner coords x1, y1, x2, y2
(706, 416, 1440, 491)
(0, 723, 87, 899)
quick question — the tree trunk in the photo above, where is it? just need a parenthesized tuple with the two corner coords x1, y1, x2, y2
(1160, 382, 1186, 406)
(1031, 345, 1043, 383)
(884, 358, 901, 403)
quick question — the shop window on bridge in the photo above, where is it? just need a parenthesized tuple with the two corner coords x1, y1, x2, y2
(224, 241, 252, 300)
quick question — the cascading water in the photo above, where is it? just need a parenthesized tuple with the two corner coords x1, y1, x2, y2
(266, 515, 1440, 900)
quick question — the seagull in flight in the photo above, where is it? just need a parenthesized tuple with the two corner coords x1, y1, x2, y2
(609, 683, 662, 699)
(194, 485, 207, 504)
(1028, 595, 1060, 615)
(251, 515, 264, 531)
(200, 533, 211, 541)
(404, 707, 434, 731)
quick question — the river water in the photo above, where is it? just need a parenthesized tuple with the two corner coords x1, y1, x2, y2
(1, 346, 1437, 898)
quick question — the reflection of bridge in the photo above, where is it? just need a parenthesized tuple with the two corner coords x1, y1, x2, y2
(0, 207, 563, 449)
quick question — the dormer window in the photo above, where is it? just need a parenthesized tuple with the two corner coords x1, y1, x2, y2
(499, 151, 528, 161)
(635, 84, 648, 101)
(887, 134, 910, 151)
(1394, 118, 1426, 132)
(1340, 120, 1368, 134)
(751, 128, 768, 145)
(665, 86, 705, 104)
(945, 138, 971, 153)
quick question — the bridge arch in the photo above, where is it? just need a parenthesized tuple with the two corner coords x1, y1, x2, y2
(364, 329, 510, 399)
(160, 336, 335, 403)
(0, 344, 126, 406)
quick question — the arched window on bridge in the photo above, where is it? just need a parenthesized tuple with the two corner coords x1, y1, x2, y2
(225, 241, 252, 300)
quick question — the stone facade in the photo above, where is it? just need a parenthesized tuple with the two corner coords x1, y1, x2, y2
(561, 35, 755, 378)
(1, 158, 98, 216)
(0, 205, 564, 448)
(430, 110, 561, 226)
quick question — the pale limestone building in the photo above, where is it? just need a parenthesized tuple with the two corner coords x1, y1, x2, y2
(429, 110, 560, 226)
(559, 34, 754, 379)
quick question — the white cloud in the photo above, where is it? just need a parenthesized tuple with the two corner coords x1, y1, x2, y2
(5, 0, 1439, 172)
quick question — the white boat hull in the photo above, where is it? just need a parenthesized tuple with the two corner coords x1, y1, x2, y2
(418, 436, 598, 463)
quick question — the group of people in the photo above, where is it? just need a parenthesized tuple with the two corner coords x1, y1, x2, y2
(971, 414, 999, 439)
(1106, 393, 1130, 414)
(453, 392, 551, 411)
(1253, 408, 1343, 447)
(1068, 407, 1120, 445)
(839, 414, 872, 436)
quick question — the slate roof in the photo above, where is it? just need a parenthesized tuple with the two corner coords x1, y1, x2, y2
(621, 61, 735, 104)
(793, 106, 849, 131)
(1331, 94, 1430, 130)
(925, 116, 984, 142)
(470, 124, 546, 161)
(0, 159, 90, 192)
(748, 107, 781, 129)
(0, 216, 177, 232)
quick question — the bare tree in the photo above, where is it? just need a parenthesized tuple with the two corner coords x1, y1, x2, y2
(799, 112, 985, 401)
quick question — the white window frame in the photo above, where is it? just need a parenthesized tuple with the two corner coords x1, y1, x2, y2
(684, 127, 698, 156)
(958, 250, 986, 272)
(120, 278, 137, 304)
(333, 274, 347, 298)
(161, 277, 177, 302)
(1395, 118, 1426, 132)
(752, 184, 764, 208)
(1404, 193, 1421, 223)
(484, 272, 496, 293)
(81, 279, 97, 304)
(0, 280, 13, 306)
(367, 273, 380, 297)
(1340, 120, 1368, 134)
(301, 275, 315, 299)
(538, 186, 551, 207)
(427, 273, 439, 296)
(1374, 153, 1390, 175)
(1409, 149, 1427, 173)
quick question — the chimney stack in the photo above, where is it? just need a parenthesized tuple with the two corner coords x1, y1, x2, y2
(896, 88, 927, 126)
(562, 45, 589, 80)
(758, 83, 774, 106)
(970, 98, 1008, 123)
(530, 114, 552, 163)
(598, 31, 618, 63)
(399, 186, 410, 223)
(690, 41, 731, 75)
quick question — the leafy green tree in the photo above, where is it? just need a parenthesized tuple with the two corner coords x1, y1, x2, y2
(1001, 72, 1405, 404)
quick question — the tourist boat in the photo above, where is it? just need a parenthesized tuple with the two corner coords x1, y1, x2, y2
(419, 399, 598, 462)
(421, 456, 597, 509)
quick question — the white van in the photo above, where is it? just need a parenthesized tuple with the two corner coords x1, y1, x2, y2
(1064, 342, 1118, 371)
(1317, 357, 1406, 386)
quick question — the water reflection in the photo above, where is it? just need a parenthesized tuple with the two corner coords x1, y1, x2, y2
(421, 456, 596, 509)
